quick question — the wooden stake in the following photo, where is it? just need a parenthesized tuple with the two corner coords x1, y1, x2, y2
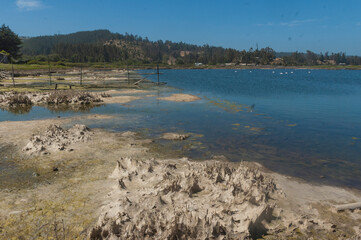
(157, 64, 160, 85)
(11, 59, 15, 87)
(80, 64, 83, 85)
(127, 65, 130, 85)
(48, 57, 51, 85)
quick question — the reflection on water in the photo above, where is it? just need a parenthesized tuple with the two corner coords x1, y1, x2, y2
(47, 103, 104, 113)
(0, 105, 33, 115)
(0, 103, 103, 118)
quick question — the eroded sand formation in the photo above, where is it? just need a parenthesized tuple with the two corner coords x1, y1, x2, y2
(23, 124, 91, 154)
(0, 91, 103, 106)
(90, 157, 278, 239)
(89, 156, 361, 239)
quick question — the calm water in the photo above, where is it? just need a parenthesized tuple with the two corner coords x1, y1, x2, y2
(1, 69, 361, 189)
(139, 69, 361, 188)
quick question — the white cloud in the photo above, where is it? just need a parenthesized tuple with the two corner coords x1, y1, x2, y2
(255, 22, 275, 27)
(256, 19, 321, 28)
(280, 19, 318, 27)
(16, 0, 43, 11)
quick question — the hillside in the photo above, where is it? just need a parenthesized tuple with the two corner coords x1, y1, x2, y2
(21, 30, 276, 65)
(20, 30, 361, 66)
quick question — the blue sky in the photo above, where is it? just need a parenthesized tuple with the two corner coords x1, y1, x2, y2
(1, 0, 361, 55)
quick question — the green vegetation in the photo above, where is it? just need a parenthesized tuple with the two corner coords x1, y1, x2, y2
(1, 28, 361, 68)
(0, 24, 22, 59)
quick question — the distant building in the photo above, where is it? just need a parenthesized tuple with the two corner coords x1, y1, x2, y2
(271, 58, 283, 65)
(0, 53, 8, 63)
(225, 63, 236, 66)
(194, 62, 203, 67)
(180, 51, 191, 57)
(339, 63, 346, 66)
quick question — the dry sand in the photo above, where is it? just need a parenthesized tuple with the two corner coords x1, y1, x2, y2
(90, 157, 277, 239)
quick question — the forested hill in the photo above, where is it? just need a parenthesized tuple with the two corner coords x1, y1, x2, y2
(21, 29, 276, 65)
(22, 30, 117, 55)
(21, 29, 361, 66)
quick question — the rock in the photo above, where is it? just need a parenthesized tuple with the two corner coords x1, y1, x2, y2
(162, 132, 190, 140)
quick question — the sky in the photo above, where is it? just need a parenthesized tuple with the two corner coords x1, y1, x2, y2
(1, 0, 361, 55)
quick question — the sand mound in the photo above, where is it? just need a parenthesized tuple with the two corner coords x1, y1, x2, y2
(90, 157, 277, 239)
(162, 132, 190, 140)
(158, 93, 201, 102)
(0, 91, 103, 107)
(23, 124, 91, 154)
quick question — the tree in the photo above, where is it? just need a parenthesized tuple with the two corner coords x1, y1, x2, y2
(0, 24, 22, 59)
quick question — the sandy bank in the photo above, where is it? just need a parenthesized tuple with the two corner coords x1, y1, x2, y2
(158, 93, 201, 102)
(0, 119, 152, 239)
(102, 95, 142, 104)
(104, 89, 151, 95)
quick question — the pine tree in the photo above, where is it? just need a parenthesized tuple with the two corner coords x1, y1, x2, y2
(0, 24, 22, 59)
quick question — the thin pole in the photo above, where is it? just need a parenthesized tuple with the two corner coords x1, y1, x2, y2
(127, 65, 130, 85)
(103, 60, 105, 82)
(157, 64, 159, 85)
(48, 57, 51, 85)
(80, 64, 83, 85)
(11, 59, 15, 87)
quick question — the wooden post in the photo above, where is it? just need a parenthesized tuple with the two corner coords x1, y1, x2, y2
(103, 60, 106, 83)
(80, 64, 83, 85)
(11, 59, 15, 87)
(48, 57, 51, 85)
(127, 65, 130, 85)
(157, 64, 160, 85)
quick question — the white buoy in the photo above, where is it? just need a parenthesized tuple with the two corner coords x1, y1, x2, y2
(280, 72, 283, 75)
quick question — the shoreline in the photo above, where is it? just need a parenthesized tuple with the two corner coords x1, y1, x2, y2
(0, 71, 361, 238)
(2, 64, 361, 74)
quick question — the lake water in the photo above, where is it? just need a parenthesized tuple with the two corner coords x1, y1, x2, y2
(139, 69, 361, 188)
(1, 69, 361, 189)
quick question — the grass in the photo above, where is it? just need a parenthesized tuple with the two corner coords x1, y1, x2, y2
(308, 65, 361, 70)
(0, 62, 163, 71)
